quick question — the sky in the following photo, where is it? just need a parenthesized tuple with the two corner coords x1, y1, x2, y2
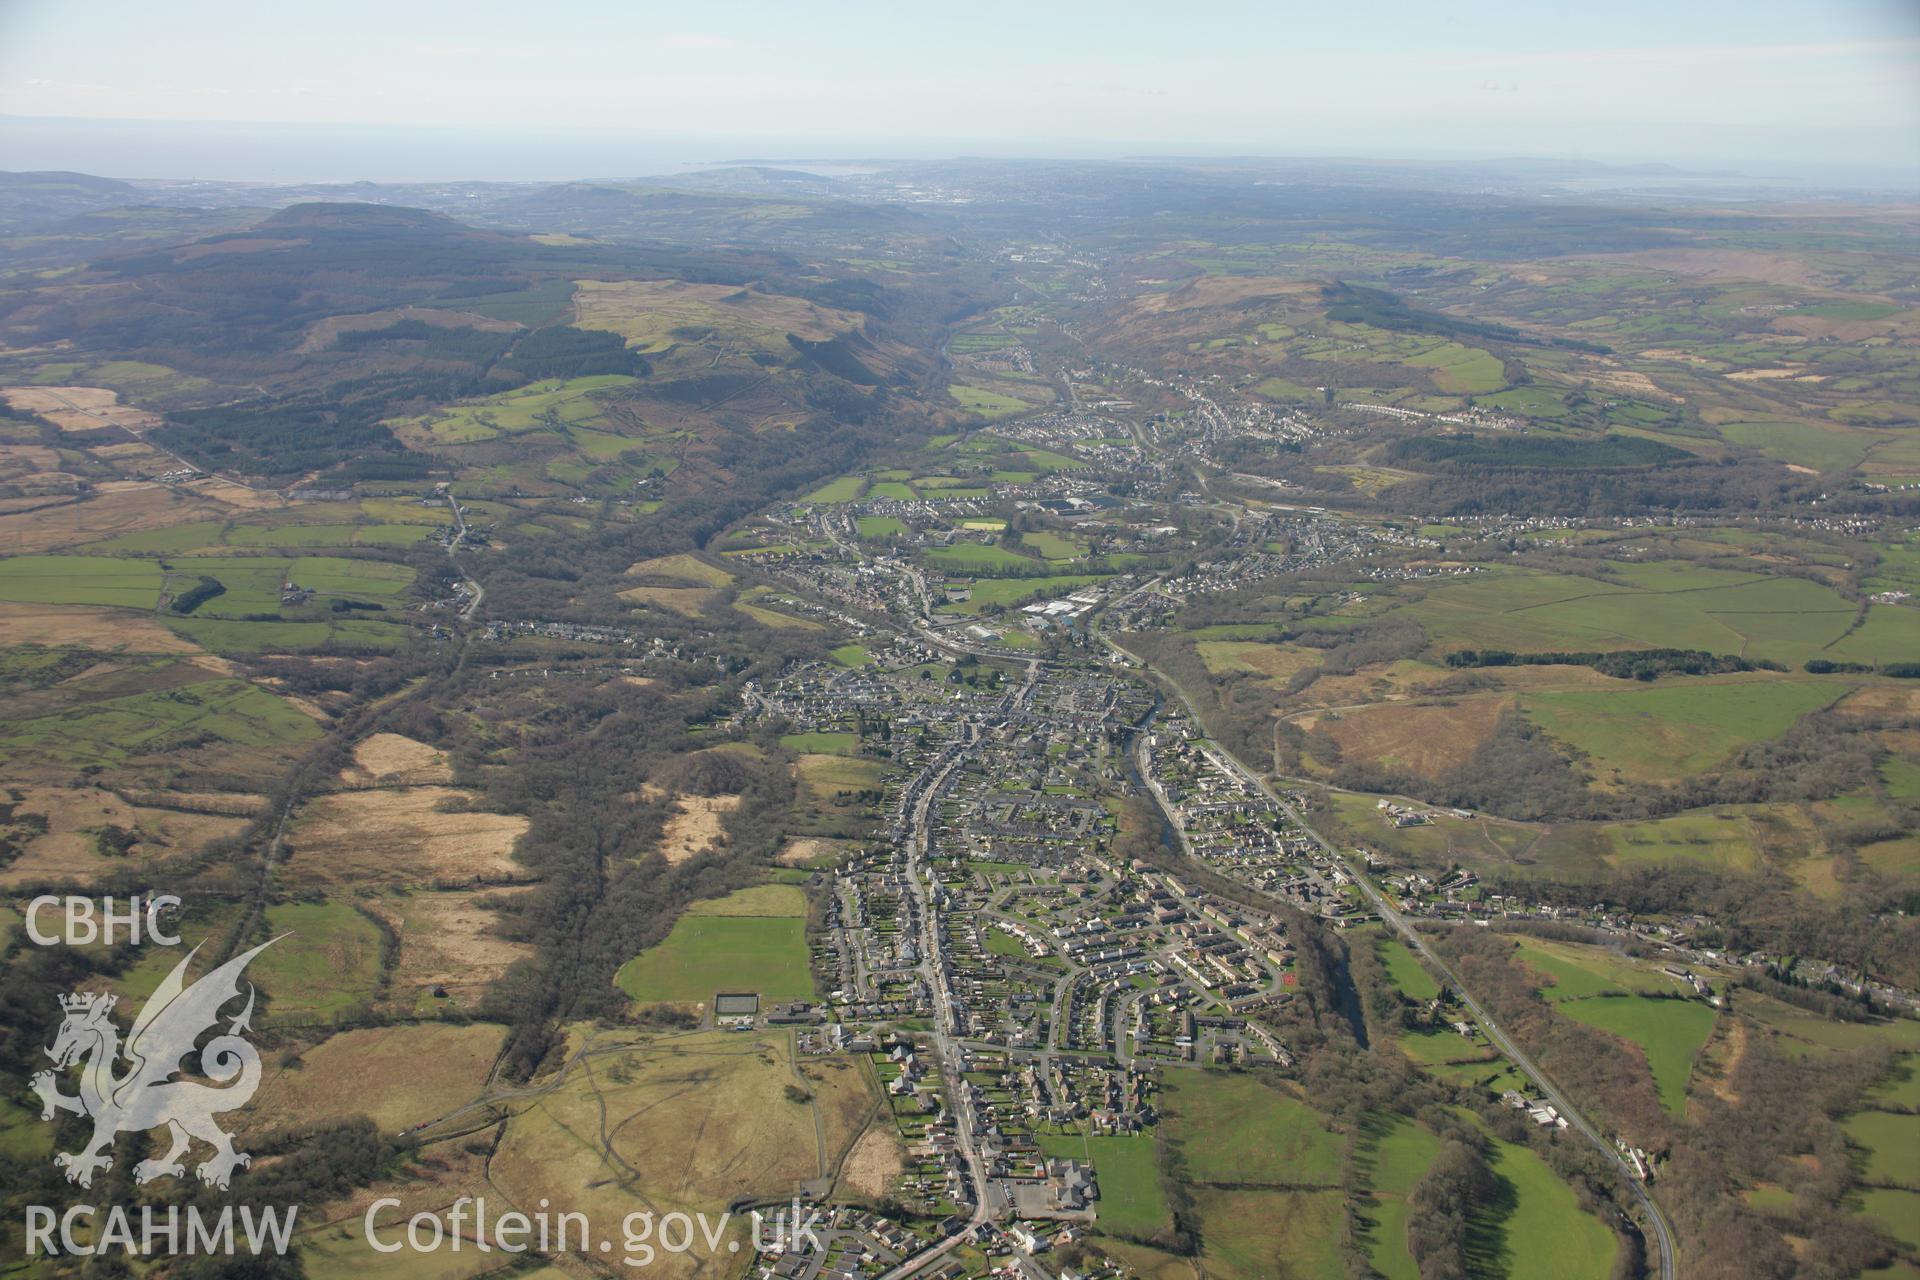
(1, 0, 1917, 183)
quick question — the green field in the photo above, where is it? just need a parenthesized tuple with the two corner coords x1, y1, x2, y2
(0, 675, 321, 767)
(1016, 448, 1082, 473)
(1401, 563, 1858, 665)
(254, 902, 385, 1023)
(1867, 1057, 1920, 1109)
(1824, 604, 1920, 667)
(924, 543, 1048, 574)
(940, 574, 1111, 614)
(1864, 537, 1920, 596)
(1361, 1114, 1443, 1280)
(1426, 1061, 1530, 1099)
(1857, 1188, 1920, 1252)
(165, 616, 409, 654)
(1256, 377, 1317, 402)
(1508, 939, 1722, 1111)
(1399, 1028, 1492, 1067)
(1559, 996, 1717, 1113)
(1523, 679, 1842, 782)
(780, 730, 859, 754)
(1743, 993, 1920, 1057)
(1484, 386, 1573, 418)
(0, 1096, 54, 1161)
(1379, 937, 1441, 1001)
(298, 556, 412, 594)
(116, 553, 419, 621)
(1023, 530, 1084, 560)
(0, 555, 162, 608)
(1604, 810, 1768, 872)
(830, 643, 874, 668)
(1191, 1187, 1345, 1280)
(1719, 419, 1879, 471)
(949, 383, 1035, 419)
(983, 927, 1031, 959)
(734, 600, 823, 630)
(88, 519, 434, 554)
(801, 476, 865, 503)
(1163, 1070, 1343, 1186)
(1471, 1135, 1619, 1279)
(1513, 937, 1682, 1002)
(856, 515, 908, 539)
(564, 427, 651, 461)
(686, 883, 807, 917)
(361, 498, 459, 525)
(614, 885, 814, 1004)
(1406, 340, 1507, 394)
(1845, 1111, 1920, 1187)
(394, 375, 633, 443)
(169, 557, 294, 614)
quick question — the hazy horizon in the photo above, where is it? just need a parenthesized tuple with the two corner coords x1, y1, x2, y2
(3, 116, 1917, 192)
(3, 0, 1917, 187)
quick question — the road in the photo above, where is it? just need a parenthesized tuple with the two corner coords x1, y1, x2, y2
(1098, 617, 1678, 1280)
(877, 653, 1052, 1277)
(1175, 692, 1678, 1278)
(881, 735, 996, 1276)
(444, 491, 485, 620)
(1325, 813, 1675, 1276)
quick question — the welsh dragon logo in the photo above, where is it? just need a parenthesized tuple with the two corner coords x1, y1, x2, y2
(31, 938, 278, 1190)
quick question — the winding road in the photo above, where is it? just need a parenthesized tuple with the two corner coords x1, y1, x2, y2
(1123, 640, 1680, 1279)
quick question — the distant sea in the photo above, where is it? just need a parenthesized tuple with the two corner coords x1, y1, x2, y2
(0, 116, 946, 183)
